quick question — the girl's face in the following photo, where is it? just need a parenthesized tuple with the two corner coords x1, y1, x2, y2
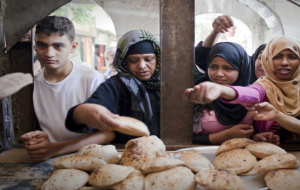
(208, 56, 239, 85)
(272, 49, 300, 80)
(126, 53, 157, 81)
(255, 49, 265, 78)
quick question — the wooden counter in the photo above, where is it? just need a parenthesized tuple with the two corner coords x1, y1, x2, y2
(0, 148, 300, 189)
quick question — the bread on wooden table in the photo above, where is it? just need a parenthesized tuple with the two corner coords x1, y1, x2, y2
(53, 155, 107, 172)
(41, 169, 89, 190)
(77, 144, 121, 164)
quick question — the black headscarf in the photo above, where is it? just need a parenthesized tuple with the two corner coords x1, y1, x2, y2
(250, 44, 267, 84)
(205, 42, 251, 125)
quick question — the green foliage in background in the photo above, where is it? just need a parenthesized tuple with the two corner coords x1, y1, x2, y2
(51, 3, 96, 25)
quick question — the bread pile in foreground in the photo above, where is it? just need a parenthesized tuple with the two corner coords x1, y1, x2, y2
(42, 137, 300, 190)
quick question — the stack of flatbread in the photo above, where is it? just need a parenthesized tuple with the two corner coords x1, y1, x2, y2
(213, 138, 300, 190)
(41, 134, 300, 190)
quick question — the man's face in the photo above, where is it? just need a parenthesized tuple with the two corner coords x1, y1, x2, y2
(35, 33, 76, 70)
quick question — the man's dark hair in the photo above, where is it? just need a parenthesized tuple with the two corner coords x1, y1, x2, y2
(35, 16, 75, 42)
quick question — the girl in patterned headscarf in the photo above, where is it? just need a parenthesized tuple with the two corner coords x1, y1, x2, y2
(184, 36, 300, 145)
(66, 29, 160, 143)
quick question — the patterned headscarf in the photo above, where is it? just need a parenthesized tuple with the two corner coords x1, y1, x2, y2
(256, 36, 300, 117)
(113, 29, 160, 120)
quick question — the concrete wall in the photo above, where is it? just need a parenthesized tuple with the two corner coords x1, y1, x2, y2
(95, 0, 300, 53)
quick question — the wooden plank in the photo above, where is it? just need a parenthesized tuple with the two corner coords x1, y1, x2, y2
(9, 41, 35, 143)
(160, 0, 194, 145)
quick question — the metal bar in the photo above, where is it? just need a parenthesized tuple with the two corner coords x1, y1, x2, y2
(160, 0, 195, 146)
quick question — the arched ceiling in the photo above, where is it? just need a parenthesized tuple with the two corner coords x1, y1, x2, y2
(238, 0, 284, 36)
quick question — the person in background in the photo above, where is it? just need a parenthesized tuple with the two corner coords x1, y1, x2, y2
(184, 36, 300, 145)
(20, 16, 114, 162)
(103, 47, 117, 78)
(65, 29, 161, 144)
(250, 43, 267, 83)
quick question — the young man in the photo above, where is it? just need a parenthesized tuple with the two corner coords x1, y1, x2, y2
(20, 16, 115, 162)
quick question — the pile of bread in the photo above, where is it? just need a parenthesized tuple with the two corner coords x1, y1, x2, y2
(42, 136, 300, 190)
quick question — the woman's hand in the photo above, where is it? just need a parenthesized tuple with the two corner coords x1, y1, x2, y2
(246, 102, 277, 121)
(212, 15, 234, 33)
(226, 124, 254, 139)
(252, 132, 280, 145)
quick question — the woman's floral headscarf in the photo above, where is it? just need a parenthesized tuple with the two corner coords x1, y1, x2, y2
(112, 29, 160, 120)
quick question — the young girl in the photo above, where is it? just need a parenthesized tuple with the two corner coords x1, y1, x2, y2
(250, 44, 267, 83)
(185, 36, 300, 145)
(193, 41, 254, 145)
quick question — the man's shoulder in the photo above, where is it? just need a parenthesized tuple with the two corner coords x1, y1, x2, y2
(73, 63, 105, 79)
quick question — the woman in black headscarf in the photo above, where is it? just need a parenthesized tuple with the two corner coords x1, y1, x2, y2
(192, 42, 254, 145)
(250, 44, 267, 83)
(65, 29, 160, 144)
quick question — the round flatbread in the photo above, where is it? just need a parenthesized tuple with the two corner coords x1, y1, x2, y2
(255, 153, 300, 175)
(114, 116, 150, 137)
(144, 166, 196, 190)
(77, 144, 121, 164)
(53, 155, 107, 172)
(194, 169, 246, 190)
(141, 156, 186, 174)
(213, 149, 257, 174)
(119, 135, 166, 170)
(179, 149, 214, 173)
(265, 169, 300, 190)
(41, 169, 89, 190)
(215, 138, 254, 156)
(108, 170, 145, 190)
(89, 164, 135, 187)
(245, 142, 286, 159)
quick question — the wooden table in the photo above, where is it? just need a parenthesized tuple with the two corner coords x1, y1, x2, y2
(0, 148, 300, 189)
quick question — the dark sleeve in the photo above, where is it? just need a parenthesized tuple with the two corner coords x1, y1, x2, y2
(65, 77, 123, 133)
(194, 41, 211, 71)
(192, 134, 212, 145)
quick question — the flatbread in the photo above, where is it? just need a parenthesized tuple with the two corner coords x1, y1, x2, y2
(144, 166, 196, 190)
(53, 155, 107, 171)
(114, 116, 150, 137)
(119, 135, 166, 170)
(213, 149, 257, 174)
(194, 169, 246, 190)
(215, 138, 254, 156)
(108, 170, 145, 190)
(265, 169, 300, 190)
(41, 169, 89, 190)
(88, 164, 135, 187)
(255, 153, 300, 175)
(245, 142, 286, 159)
(141, 156, 186, 174)
(179, 149, 214, 173)
(77, 144, 121, 164)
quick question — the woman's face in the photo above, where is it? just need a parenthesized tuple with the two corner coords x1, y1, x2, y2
(272, 49, 300, 80)
(255, 49, 265, 78)
(208, 56, 239, 85)
(126, 53, 157, 81)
